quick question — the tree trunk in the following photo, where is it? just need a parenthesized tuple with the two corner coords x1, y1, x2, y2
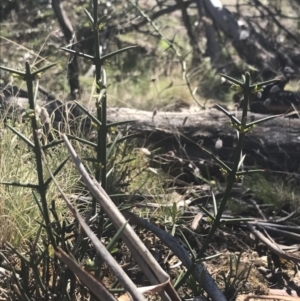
(200, 0, 300, 75)
(52, 0, 80, 99)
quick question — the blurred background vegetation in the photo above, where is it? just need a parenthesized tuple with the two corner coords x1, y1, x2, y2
(1, 0, 299, 111)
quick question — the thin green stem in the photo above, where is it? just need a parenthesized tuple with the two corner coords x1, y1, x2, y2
(92, 0, 107, 214)
(175, 73, 252, 290)
(100, 68, 107, 191)
(25, 62, 56, 248)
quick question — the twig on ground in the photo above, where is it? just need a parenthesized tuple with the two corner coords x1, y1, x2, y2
(247, 223, 300, 264)
(62, 133, 181, 301)
(122, 211, 227, 301)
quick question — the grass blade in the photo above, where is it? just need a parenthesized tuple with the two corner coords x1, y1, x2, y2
(6, 124, 35, 148)
(214, 104, 241, 125)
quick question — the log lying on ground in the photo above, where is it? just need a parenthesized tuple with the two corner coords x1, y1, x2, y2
(1, 85, 300, 177)
(106, 107, 300, 175)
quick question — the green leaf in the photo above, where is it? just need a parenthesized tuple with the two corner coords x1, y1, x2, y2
(241, 74, 246, 84)
(60, 47, 94, 61)
(107, 221, 128, 253)
(197, 204, 215, 221)
(83, 8, 94, 25)
(0, 65, 25, 76)
(193, 173, 213, 186)
(74, 100, 102, 128)
(220, 217, 254, 223)
(32, 191, 44, 217)
(199, 146, 231, 173)
(101, 46, 139, 62)
(250, 85, 264, 94)
(117, 158, 135, 165)
(106, 134, 137, 148)
(250, 78, 281, 89)
(95, 88, 106, 107)
(94, 221, 129, 274)
(6, 242, 30, 264)
(42, 139, 64, 150)
(107, 120, 136, 128)
(231, 84, 243, 92)
(214, 104, 241, 125)
(236, 169, 266, 176)
(97, 15, 108, 28)
(44, 157, 69, 188)
(179, 230, 196, 261)
(66, 134, 97, 148)
(246, 113, 282, 127)
(5, 124, 35, 148)
(237, 154, 246, 171)
(219, 73, 243, 86)
(82, 157, 99, 163)
(32, 63, 57, 77)
(106, 166, 114, 179)
(0, 181, 39, 189)
(195, 253, 222, 263)
(212, 190, 217, 217)
(106, 133, 120, 160)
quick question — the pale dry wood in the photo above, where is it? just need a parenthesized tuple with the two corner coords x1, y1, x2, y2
(42, 145, 146, 301)
(62, 134, 181, 301)
(239, 295, 300, 301)
(56, 248, 118, 301)
(106, 107, 300, 173)
(2, 89, 300, 173)
(247, 224, 300, 264)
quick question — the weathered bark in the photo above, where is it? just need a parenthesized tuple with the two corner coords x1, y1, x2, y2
(202, 0, 240, 40)
(175, 0, 202, 64)
(52, 0, 80, 99)
(195, 0, 228, 68)
(1, 85, 300, 177)
(106, 107, 300, 175)
(200, 0, 300, 76)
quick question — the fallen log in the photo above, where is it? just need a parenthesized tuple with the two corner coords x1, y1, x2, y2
(1, 85, 300, 178)
(106, 107, 300, 176)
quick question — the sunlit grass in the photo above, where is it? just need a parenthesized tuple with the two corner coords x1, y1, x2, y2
(0, 118, 79, 246)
